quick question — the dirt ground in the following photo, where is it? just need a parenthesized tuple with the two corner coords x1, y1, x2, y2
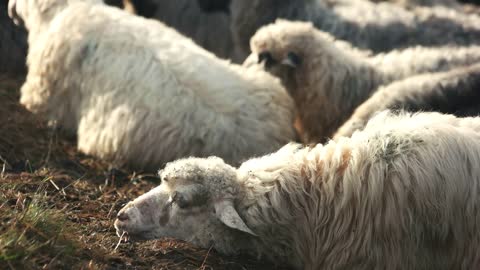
(0, 76, 287, 270)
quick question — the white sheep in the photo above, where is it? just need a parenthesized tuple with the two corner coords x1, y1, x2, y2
(369, 0, 459, 8)
(115, 110, 480, 270)
(334, 63, 480, 139)
(246, 20, 480, 142)
(230, 0, 480, 58)
(9, 0, 296, 171)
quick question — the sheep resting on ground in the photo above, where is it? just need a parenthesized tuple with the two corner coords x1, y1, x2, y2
(115, 111, 480, 270)
(9, 0, 296, 171)
(370, 0, 459, 8)
(246, 20, 480, 142)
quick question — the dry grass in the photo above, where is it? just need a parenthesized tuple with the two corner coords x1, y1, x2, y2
(0, 76, 285, 270)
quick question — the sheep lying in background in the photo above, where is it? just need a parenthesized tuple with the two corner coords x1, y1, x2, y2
(334, 63, 480, 139)
(9, 0, 296, 170)
(369, 0, 458, 8)
(247, 20, 480, 142)
(230, 0, 480, 58)
(116, 0, 239, 61)
(115, 111, 480, 270)
(1, 1, 27, 75)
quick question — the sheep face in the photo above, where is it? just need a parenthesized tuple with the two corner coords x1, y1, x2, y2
(114, 157, 256, 248)
(248, 20, 318, 94)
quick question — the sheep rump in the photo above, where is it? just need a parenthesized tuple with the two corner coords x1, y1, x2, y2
(12, 0, 296, 170)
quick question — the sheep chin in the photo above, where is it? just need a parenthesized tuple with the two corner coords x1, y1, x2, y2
(114, 227, 155, 242)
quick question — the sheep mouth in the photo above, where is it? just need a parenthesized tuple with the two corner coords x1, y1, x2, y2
(115, 228, 154, 242)
(114, 230, 147, 251)
(116, 230, 138, 242)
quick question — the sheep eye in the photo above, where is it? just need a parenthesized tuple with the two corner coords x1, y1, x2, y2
(170, 191, 189, 209)
(258, 52, 275, 67)
(287, 52, 302, 67)
(171, 191, 178, 201)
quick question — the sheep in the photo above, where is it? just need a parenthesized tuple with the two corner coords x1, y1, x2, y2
(1, 1, 27, 75)
(334, 63, 480, 139)
(119, 0, 239, 61)
(115, 110, 480, 270)
(369, 0, 459, 8)
(246, 20, 480, 143)
(9, 0, 296, 171)
(229, 0, 480, 58)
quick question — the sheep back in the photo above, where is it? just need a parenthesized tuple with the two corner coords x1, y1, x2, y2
(334, 63, 480, 139)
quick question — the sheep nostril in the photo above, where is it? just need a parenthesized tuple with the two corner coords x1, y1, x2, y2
(117, 211, 129, 221)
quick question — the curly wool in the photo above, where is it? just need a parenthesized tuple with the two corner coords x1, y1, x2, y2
(238, 111, 480, 269)
(14, 0, 296, 170)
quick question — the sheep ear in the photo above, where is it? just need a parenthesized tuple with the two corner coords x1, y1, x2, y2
(214, 200, 257, 236)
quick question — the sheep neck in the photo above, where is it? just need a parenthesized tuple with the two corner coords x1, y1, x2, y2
(237, 142, 354, 269)
(292, 42, 384, 143)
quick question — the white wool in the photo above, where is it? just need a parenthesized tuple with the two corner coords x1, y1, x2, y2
(13, 0, 296, 170)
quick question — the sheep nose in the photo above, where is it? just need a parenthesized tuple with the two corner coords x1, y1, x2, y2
(117, 211, 129, 221)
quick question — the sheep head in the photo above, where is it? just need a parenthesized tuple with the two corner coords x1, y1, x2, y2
(114, 157, 256, 251)
(8, 0, 101, 31)
(247, 20, 322, 94)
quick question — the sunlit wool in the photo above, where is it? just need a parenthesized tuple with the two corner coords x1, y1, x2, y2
(10, 0, 296, 170)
